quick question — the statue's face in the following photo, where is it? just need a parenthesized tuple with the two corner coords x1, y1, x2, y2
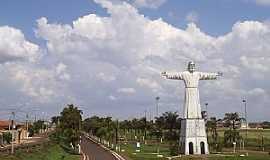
(188, 62, 195, 73)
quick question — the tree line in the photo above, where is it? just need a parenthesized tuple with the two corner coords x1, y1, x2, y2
(48, 104, 270, 155)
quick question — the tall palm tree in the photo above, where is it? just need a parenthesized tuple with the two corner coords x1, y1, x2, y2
(223, 113, 241, 145)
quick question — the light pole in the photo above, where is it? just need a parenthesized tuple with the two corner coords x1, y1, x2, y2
(242, 99, 248, 151)
(11, 112, 15, 154)
(144, 110, 147, 144)
(155, 96, 160, 118)
(205, 103, 209, 141)
(155, 96, 160, 156)
(205, 103, 208, 120)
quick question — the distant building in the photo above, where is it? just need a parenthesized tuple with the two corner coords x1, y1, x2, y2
(248, 122, 263, 129)
(0, 120, 11, 130)
(240, 119, 249, 129)
(0, 120, 28, 145)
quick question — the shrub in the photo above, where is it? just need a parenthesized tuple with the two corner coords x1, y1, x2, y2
(3, 132, 12, 144)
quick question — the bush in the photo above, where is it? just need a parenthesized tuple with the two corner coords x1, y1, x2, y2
(3, 132, 12, 144)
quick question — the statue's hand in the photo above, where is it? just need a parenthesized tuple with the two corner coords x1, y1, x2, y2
(161, 71, 167, 77)
(217, 72, 223, 76)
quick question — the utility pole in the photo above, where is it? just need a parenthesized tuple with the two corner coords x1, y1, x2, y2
(144, 110, 147, 144)
(242, 99, 248, 152)
(26, 113, 29, 139)
(155, 96, 160, 156)
(11, 111, 15, 154)
(205, 103, 209, 141)
(155, 96, 160, 119)
(205, 103, 208, 120)
(115, 119, 118, 145)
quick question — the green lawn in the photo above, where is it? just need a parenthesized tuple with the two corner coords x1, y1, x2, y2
(119, 142, 270, 160)
(119, 141, 270, 160)
(209, 129, 270, 150)
(119, 142, 170, 160)
(114, 129, 270, 159)
(173, 153, 270, 160)
(0, 142, 80, 160)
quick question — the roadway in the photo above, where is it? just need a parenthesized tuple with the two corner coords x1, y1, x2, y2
(81, 135, 118, 160)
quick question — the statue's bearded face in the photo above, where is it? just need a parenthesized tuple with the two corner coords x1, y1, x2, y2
(188, 62, 195, 72)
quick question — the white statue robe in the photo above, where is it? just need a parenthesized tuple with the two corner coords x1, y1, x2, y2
(166, 71, 218, 119)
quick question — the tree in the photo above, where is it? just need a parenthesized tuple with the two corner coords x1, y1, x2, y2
(223, 112, 241, 129)
(51, 116, 60, 125)
(83, 116, 103, 135)
(3, 132, 12, 144)
(206, 117, 222, 151)
(31, 120, 45, 134)
(262, 121, 270, 129)
(53, 104, 82, 151)
(154, 112, 180, 155)
(223, 113, 242, 146)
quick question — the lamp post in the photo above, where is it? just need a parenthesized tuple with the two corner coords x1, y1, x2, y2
(242, 99, 248, 151)
(155, 97, 160, 118)
(155, 96, 160, 156)
(205, 103, 209, 141)
(11, 112, 15, 154)
(144, 110, 147, 144)
(205, 103, 208, 120)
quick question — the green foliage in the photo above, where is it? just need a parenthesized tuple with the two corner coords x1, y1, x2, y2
(0, 142, 80, 160)
(223, 112, 241, 129)
(3, 132, 12, 144)
(262, 121, 270, 129)
(28, 126, 34, 137)
(224, 129, 242, 147)
(29, 120, 45, 134)
(222, 112, 242, 147)
(207, 117, 222, 152)
(83, 116, 117, 143)
(51, 104, 82, 153)
(51, 116, 60, 125)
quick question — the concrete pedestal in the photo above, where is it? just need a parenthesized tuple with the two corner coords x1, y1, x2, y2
(179, 119, 209, 155)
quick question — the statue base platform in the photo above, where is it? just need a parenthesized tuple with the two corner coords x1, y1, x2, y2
(179, 118, 209, 155)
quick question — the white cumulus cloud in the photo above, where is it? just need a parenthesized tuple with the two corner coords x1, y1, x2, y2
(0, 0, 270, 120)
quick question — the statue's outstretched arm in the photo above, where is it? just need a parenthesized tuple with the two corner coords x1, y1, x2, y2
(199, 72, 222, 80)
(161, 71, 183, 80)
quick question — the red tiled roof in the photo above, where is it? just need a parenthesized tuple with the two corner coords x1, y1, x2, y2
(0, 120, 11, 127)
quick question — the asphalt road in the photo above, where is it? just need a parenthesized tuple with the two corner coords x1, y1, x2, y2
(81, 136, 118, 160)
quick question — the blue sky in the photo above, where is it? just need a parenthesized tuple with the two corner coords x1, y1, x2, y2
(0, 0, 270, 121)
(1, 0, 270, 41)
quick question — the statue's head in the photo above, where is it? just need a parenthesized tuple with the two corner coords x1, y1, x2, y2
(187, 61, 195, 73)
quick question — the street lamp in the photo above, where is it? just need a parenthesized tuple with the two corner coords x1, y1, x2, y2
(205, 103, 208, 120)
(242, 99, 248, 151)
(155, 96, 161, 156)
(205, 103, 209, 141)
(155, 97, 160, 118)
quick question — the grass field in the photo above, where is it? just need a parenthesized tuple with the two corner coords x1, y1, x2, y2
(120, 142, 170, 160)
(119, 142, 270, 160)
(0, 142, 80, 160)
(117, 129, 270, 160)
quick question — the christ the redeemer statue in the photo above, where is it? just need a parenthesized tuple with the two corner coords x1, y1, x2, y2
(161, 61, 222, 155)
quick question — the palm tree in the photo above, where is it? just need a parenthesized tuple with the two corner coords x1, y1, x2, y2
(206, 117, 218, 147)
(223, 113, 242, 146)
(223, 112, 241, 130)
